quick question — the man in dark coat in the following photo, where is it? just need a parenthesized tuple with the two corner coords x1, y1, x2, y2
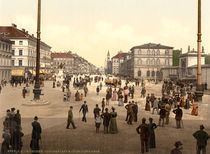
(15, 110, 21, 127)
(193, 125, 209, 154)
(31, 116, 42, 154)
(13, 125, 24, 153)
(66, 106, 76, 129)
(101, 108, 110, 134)
(159, 105, 166, 127)
(22, 87, 27, 98)
(173, 106, 183, 129)
(130, 85, 135, 99)
(132, 102, 138, 122)
(79, 101, 88, 122)
(125, 101, 134, 125)
(136, 118, 149, 153)
(93, 104, 101, 119)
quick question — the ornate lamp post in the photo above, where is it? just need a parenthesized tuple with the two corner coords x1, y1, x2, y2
(33, 0, 41, 100)
(195, 0, 203, 101)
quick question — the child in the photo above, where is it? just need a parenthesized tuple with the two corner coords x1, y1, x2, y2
(95, 114, 101, 133)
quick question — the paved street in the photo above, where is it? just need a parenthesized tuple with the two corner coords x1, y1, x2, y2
(0, 79, 210, 154)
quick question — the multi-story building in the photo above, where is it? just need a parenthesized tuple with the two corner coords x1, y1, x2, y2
(51, 52, 74, 74)
(119, 52, 131, 77)
(0, 35, 12, 81)
(0, 24, 51, 78)
(129, 43, 173, 80)
(111, 51, 127, 75)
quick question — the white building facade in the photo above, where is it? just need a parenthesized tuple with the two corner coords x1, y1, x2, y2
(0, 24, 51, 78)
(111, 52, 127, 75)
(130, 43, 173, 80)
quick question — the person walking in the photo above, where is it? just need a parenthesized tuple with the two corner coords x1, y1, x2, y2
(165, 103, 171, 125)
(13, 125, 24, 154)
(15, 110, 21, 127)
(133, 102, 138, 122)
(136, 118, 149, 153)
(96, 86, 100, 95)
(95, 114, 102, 133)
(152, 98, 159, 114)
(193, 125, 209, 154)
(101, 98, 105, 113)
(101, 108, 110, 134)
(148, 118, 157, 149)
(31, 116, 42, 154)
(106, 92, 111, 106)
(109, 107, 118, 134)
(173, 106, 183, 129)
(22, 87, 27, 98)
(66, 106, 76, 129)
(1, 129, 11, 154)
(93, 104, 101, 119)
(79, 101, 88, 122)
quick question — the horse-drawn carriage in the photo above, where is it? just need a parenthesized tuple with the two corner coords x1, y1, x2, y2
(105, 79, 121, 87)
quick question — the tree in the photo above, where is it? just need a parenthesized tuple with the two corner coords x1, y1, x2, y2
(205, 55, 210, 64)
(173, 50, 181, 66)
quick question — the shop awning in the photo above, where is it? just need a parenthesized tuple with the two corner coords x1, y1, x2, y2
(11, 69, 24, 76)
(40, 69, 48, 74)
(29, 70, 36, 76)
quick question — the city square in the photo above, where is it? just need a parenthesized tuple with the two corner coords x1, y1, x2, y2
(1, 0, 210, 154)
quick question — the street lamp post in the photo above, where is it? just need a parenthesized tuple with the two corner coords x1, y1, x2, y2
(195, 0, 203, 101)
(33, 0, 41, 100)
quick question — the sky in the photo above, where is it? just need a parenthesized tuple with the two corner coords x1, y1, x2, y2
(0, 0, 210, 67)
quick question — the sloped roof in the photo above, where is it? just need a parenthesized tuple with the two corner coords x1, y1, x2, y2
(0, 35, 12, 44)
(51, 53, 74, 58)
(112, 52, 127, 59)
(0, 26, 51, 48)
(130, 43, 173, 50)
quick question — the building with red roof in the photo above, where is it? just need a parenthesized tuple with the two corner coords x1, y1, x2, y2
(0, 24, 52, 77)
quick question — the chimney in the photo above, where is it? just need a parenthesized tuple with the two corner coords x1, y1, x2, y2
(12, 23, 17, 28)
(202, 46, 204, 53)
(188, 46, 190, 52)
(22, 29, 25, 32)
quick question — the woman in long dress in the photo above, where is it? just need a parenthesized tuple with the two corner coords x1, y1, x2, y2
(112, 89, 117, 101)
(191, 101, 198, 116)
(109, 107, 118, 134)
(145, 100, 151, 111)
(148, 118, 157, 148)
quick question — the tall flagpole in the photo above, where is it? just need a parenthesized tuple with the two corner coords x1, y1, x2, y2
(195, 0, 203, 101)
(33, 0, 41, 100)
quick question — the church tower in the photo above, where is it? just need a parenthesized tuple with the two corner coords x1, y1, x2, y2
(107, 50, 110, 61)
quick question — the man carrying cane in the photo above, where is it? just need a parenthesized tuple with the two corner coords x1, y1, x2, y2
(79, 101, 88, 122)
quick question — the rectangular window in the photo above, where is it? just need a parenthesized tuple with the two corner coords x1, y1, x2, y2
(19, 41, 23, 45)
(11, 41, 15, 44)
(12, 50, 15, 56)
(19, 50, 23, 56)
(19, 60, 22, 66)
(12, 60, 15, 66)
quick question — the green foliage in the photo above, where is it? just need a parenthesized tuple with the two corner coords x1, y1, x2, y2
(173, 50, 181, 66)
(205, 55, 210, 64)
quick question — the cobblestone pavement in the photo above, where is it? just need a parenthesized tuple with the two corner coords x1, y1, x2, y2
(0, 79, 210, 154)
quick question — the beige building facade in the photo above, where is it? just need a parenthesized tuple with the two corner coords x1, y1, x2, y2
(129, 43, 173, 80)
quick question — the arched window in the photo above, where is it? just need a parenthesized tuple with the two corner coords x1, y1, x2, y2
(152, 49, 155, 55)
(156, 71, 160, 77)
(165, 59, 169, 65)
(151, 59, 155, 65)
(165, 49, 169, 55)
(138, 49, 142, 55)
(138, 70, 141, 77)
(146, 59, 150, 65)
(138, 59, 142, 65)
(147, 70, 150, 77)
(156, 59, 160, 65)
(147, 49, 150, 55)
(156, 49, 160, 55)
(152, 71, 155, 77)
